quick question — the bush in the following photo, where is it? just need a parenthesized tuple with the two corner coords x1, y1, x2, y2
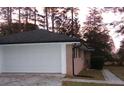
(90, 56, 104, 70)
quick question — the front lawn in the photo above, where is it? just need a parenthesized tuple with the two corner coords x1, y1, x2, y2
(62, 81, 122, 86)
(76, 69, 104, 80)
(105, 66, 124, 80)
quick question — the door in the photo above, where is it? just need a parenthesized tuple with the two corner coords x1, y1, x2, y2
(2, 44, 61, 73)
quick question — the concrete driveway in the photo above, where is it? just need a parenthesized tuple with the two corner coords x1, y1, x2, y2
(0, 73, 64, 86)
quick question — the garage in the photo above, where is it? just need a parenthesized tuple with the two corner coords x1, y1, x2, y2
(1, 44, 62, 73)
(0, 29, 80, 75)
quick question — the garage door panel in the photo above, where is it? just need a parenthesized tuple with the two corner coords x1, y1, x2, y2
(2, 44, 61, 73)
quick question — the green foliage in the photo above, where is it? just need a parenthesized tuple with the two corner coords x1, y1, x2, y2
(44, 7, 81, 37)
(82, 8, 113, 59)
(53, 7, 81, 38)
(0, 23, 39, 36)
(0, 7, 81, 38)
(117, 40, 124, 64)
(102, 7, 124, 63)
(59, 18, 81, 38)
(91, 56, 104, 69)
(23, 23, 38, 31)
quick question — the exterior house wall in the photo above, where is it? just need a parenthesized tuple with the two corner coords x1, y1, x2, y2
(80, 50, 86, 69)
(74, 58, 83, 75)
(66, 44, 73, 77)
(84, 51, 91, 69)
(74, 49, 85, 75)
(68, 47, 90, 76)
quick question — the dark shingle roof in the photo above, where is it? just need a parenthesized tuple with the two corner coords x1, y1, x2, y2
(0, 29, 80, 44)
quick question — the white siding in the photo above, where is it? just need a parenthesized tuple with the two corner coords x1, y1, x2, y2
(61, 44, 66, 74)
(2, 44, 62, 73)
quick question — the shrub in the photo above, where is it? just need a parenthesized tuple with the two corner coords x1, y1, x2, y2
(90, 56, 104, 70)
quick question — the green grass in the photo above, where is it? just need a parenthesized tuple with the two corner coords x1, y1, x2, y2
(104, 66, 124, 80)
(76, 69, 104, 80)
(62, 81, 122, 86)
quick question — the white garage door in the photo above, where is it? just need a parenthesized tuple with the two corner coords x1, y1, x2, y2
(2, 44, 62, 73)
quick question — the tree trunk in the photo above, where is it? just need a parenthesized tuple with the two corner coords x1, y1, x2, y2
(51, 12, 55, 32)
(45, 7, 49, 30)
(24, 8, 29, 31)
(51, 9, 55, 32)
(7, 7, 12, 34)
(34, 8, 37, 25)
(71, 7, 74, 36)
(10, 7, 12, 33)
(18, 7, 21, 32)
(25, 9, 28, 24)
(7, 7, 9, 24)
(9, 7, 12, 25)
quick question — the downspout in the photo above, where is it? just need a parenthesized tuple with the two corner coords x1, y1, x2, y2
(72, 47, 75, 76)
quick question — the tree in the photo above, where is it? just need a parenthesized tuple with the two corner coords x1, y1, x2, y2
(33, 7, 37, 25)
(12, 7, 23, 32)
(36, 13, 45, 29)
(0, 7, 40, 35)
(43, 7, 80, 34)
(18, 7, 44, 31)
(45, 7, 59, 32)
(0, 7, 13, 34)
(52, 7, 81, 37)
(58, 17, 81, 37)
(18, 7, 21, 31)
(0, 7, 80, 37)
(117, 40, 124, 65)
(44, 7, 49, 30)
(103, 7, 124, 63)
(82, 7, 113, 58)
(0, 23, 39, 34)
(23, 7, 32, 24)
